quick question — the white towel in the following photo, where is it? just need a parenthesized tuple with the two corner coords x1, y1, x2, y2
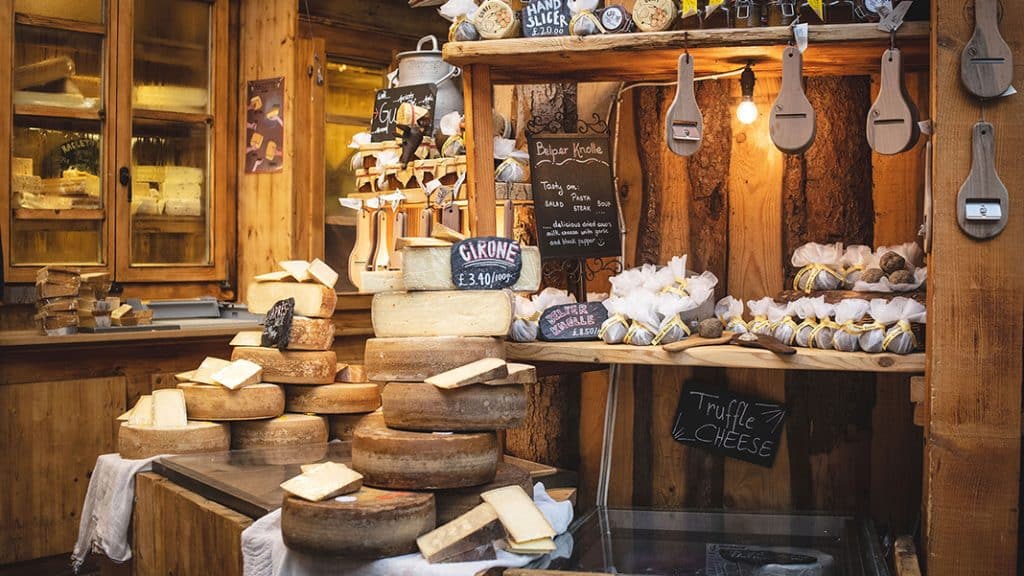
(71, 453, 163, 572)
(242, 482, 575, 576)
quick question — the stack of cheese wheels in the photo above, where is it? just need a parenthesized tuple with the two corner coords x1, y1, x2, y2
(117, 389, 230, 459)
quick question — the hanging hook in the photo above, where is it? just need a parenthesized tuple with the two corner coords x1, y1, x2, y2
(889, 28, 897, 51)
(683, 31, 690, 62)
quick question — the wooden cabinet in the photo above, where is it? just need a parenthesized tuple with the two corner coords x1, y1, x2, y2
(1, 0, 230, 283)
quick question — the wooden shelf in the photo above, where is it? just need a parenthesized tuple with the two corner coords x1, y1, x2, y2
(133, 108, 211, 124)
(443, 22, 930, 83)
(14, 208, 104, 220)
(14, 103, 101, 121)
(133, 215, 205, 234)
(14, 12, 106, 35)
(506, 341, 925, 373)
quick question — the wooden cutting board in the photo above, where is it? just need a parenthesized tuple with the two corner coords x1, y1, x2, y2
(867, 48, 919, 155)
(770, 46, 816, 154)
(957, 121, 1008, 239)
(665, 53, 703, 157)
(961, 0, 1013, 99)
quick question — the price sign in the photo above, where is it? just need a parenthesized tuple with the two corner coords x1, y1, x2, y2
(450, 237, 523, 290)
(370, 84, 437, 142)
(539, 302, 608, 341)
(522, 0, 571, 37)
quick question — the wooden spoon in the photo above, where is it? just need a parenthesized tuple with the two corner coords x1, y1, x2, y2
(961, 0, 1013, 99)
(866, 48, 919, 155)
(730, 332, 797, 355)
(770, 45, 816, 154)
(662, 331, 734, 353)
(665, 52, 703, 157)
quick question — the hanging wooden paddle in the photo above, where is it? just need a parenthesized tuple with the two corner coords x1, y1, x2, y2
(770, 46, 816, 154)
(961, 0, 1013, 99)
(957, 121, 1008, 239)
(866, 47, 919, 155)
(665, 52, 703, 157)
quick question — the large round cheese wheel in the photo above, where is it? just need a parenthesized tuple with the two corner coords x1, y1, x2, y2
(177, 382, 285, 421)
(118, 421, 230, 459)
(329, 410, 384, 441)
(352, 424, 499, 489)
(231, 414, 327, 449)
(433, 462, 532, 524)
(364, 337, 505, 382)
(231, 347, 337, 384)
(381, 382, 526, 431)
(285, 383, 381, 414)
(281, 487, 435, 558)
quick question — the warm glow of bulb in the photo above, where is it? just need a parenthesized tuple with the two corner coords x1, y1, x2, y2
(737, 99, 759, 125)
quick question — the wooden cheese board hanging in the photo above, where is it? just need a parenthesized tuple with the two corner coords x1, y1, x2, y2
(770, 45, 816, 154)
(961, 0, 1013, 99)
(665, 52, 703, 157)
(867, 47, 919, 155)
(957, 121, 1009, 239)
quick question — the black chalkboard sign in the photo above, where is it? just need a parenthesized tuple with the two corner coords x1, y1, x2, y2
(528, 134, 622, 260)
(671, 382, 787, 467)
(451, 236, 523, 290)
(522, 0, 571, 37)
(539, 302, 608, 341)
(370, 84, 437, 142)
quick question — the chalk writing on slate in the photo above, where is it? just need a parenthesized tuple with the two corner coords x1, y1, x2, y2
(522, 0, 571, 37)
(671, 382, 787, 467)
(528, 134, 622, 260)
(539, 302, 609, 341)
(370, 84, 437, 142)
(451, 236, 523, 290)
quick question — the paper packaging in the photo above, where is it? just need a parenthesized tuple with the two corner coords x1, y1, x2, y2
(793, 297, 820, 348)
(715, 296, 748, 334)
(858, 299, 890, 353)
(809, 299, 837, 349)
(840, 244, 874, 288)
(599, 296, 629, 344)
(881, 297, 927, 354)
(832, 299, 870, 352)
(746, 297, 774, 336)
(621, 292, 661, 346)
(509, 288, 577, 342)
(791, 242, 844, 292)
(653, 292, 692, 346)
(770, 301, 800, 346)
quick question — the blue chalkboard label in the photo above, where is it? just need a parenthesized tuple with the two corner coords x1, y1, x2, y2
(539, 302, 608, 341)
(451, 237, 523, 290)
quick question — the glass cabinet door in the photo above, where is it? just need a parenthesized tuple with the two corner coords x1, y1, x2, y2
(132, 0, 209, 115)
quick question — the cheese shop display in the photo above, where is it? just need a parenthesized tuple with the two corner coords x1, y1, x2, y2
(230, 318, 335, 351)
(131, 165, 203, 217)
(231, 414, 328, 450)
(117, 393, 230, 459)
(381, 381, 527, 431)
(284, 383, 382, 415)
(177, 382, 285, 421)
(433, 462, 533, 524)
(280, 461, 363, 502)
(230, 348, 338, 384)
(329, 410, 385, 441)
(365, 336, 506, 382)
(400, 244, 542, 292)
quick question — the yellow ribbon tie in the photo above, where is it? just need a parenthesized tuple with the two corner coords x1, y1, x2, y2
(442, 135, 465, 157)
(749, 315, 771, 334)
(882, 319, 917, 351)
(794, 264, 845, 293)
(652, 315, 692, 346)
(448, 16, 467, 42)
(808, 318, 838, 348)
(515, 311, 541, 323)
(624, 320, 657, 346)
(597, 313, 629, 340)
(777, 316, 800, 345)
(726, 316, 749, 333)
(839, 321, 863, 336)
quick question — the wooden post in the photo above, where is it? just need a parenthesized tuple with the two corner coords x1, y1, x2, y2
(462, 64, 497, 237)
(926, 1, 1023, 574)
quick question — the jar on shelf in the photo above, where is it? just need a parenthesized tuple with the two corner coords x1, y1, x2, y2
(632, 0, 678, 32)
(798, 1, 827, 24)
(766, 0, 797, 26)
(732, 0, 765, 27)
(701, 0, 733, 29)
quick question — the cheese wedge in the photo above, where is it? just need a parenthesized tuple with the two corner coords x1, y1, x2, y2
(110, 304, 133, 320)
(174, 370, 196, 383)
(417, 502, 503, 563)
(486, 363, 537, 385)
(480, 485, 555, 543)
(280, 461, 363, 501)
(211, 359, 262, 390)
(401, 245, 542, 292)
(371, 291, 514, 338)
(505, 537, 556, 555)
(247, 282, 337, 318)
(191, 357, 232, 385)
(308, 258, 339, 289)
(230, 331, 263, 347)
(431, 223, 466, 242)
(426, 358, 508, 389)
(434, 463, 532, 525)
(254, 270, 293, 282)
(279, 260, 312, 282)
(127, 395, 153, 426)
(395, 236, 452, 250)
(151, 389, 188, 428)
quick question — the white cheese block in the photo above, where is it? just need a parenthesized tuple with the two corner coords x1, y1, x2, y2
(382, 382, 526, 432)
(426, 358, 509, 390)
(160, 182, 202, 200)
(254, 270, 292, 282)
(231, 347, 338, 384)
(357, 270, 405, 294)
(480, 485, 555, 543)
(308, 258, 339, 289)
(13, 157, 32, 176)
(247, 282, 337, 318)
(364, 337, 506, 382)
(126, 395, 154, 426)
(328, 410, 384, 441)
(163, 198, 202, 217)
(230, 331, 263, 347)
(486, 363, 537, 385)
(401, 245, 541, 292)
(177, 382, 285, 421)
(285, 383, 381, 415)
(279, 260, 313, 282)
(280, 461, 363, 502)
(211, 359, 262, 390)
(118, 421, 230, 459)
(371, 291, 514, 338)
(505, 536, 556, 554)
(416, 502, 503, 563)
(152, 389, 188, 428)
(231, 414, 327, 449)
(174, 370, 196, 383)
(191, 357, 232, 385)
(434, 462, 533, 525)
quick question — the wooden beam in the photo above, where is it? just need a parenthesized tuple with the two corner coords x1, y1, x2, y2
(925, 1, 1023, 574)
(462, 64, 497, 237)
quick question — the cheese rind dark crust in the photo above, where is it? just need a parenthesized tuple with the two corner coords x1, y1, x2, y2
(177, 382, 285, 420)
(231, 414, 327, 449)
(285, 383, 381, 414)
(352, 425, 500, 490)
(382, 382, 526, 431)
(118, 421, 230, 459)
(364, 336, 505, 382)
(433, 462, 533, 524)
(281, 488, 435, 558)
(231, 347, 337, 384)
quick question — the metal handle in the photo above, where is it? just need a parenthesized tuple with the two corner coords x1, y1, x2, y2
(119, 166, 132, 203)
(416, 35, 439, 52)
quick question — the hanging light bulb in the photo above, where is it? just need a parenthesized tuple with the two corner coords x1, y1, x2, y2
(736, 62, 758, 125)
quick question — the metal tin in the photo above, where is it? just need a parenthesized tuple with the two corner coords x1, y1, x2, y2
(599, 5, 635, 33)
(766, 0, 797, 26)
(732, 0, 765, 27)
(393, 35, 463, 133)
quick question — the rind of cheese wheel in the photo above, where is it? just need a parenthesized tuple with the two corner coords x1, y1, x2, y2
(352, 424, 499, 490)
(328, 410, 384, 441)
(118, 421, 230, 459)
(177, 382, 285, 421)
(371, 291, 514, 338)
(433, 462, 532, 524)
(281, 487, 435, 558)
(382, 382, 526, 432)
(285, 383, 381, 415)
(231, 347, 337, 384)
(364, 337, 505, 382)
(232, 318, 335, 351)
(231, 414, 327, 449)
(401, 245, 541, 292)
(247, 282, 337, 318)
(335, 363, 367, 383)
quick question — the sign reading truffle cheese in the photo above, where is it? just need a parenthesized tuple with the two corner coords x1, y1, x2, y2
(539, 302, 609, 341)
(522, 0, 570, 37)
(528, 134, 622, 260)
(370, 84, 437, 142)
(450, 237, 522, 290)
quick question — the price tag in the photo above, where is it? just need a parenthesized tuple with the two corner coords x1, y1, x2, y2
(539, 302, 609, 341)
(450, 237, 523, 290)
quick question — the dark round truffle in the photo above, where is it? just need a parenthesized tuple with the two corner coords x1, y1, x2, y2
(888, 269, 915, 285)
(698, 318, 724, 339)
(860, 268, 886, 284)
(880, 251, 907, 274)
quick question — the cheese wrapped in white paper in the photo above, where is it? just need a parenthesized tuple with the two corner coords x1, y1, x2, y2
(840, 245, 874, 288)
(622, 292, 661, 346)
(652, 292, 692, 346)
(510, 295, 540, 342)
(793, 297, 820, 348)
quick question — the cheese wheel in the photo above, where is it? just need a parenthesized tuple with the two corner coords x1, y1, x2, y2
(371, 291, 514, 338)
(434, 462, 532, 524)
(401, 246, 541, 292)
(352, 425, 500, 490)
(231, 347, 337, 384)
(329, 410, 384, 441)
(247, 281, 337, 318)
(281, 487, 435, 558)
(382, 382, 526, 431)
(118, 421, 230, 459)
(177, 382, 285, 421)
(365, 337, 505, 382)
(335, 363, 367, 383)
(231, 414, 327, 449)
(285, 383, 381, 414)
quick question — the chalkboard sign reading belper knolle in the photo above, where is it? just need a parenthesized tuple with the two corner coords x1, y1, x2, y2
(528, 135, 622, 260)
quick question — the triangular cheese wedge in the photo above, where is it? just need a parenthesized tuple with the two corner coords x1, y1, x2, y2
(505, 536, 556, 555)
(230, 331, 263, 347)
(254, 270, 292, 282)
(151, 389, 188, 428)
(211, 359, 262, 390)
(279, 260, 312, 282)
(426, 358, 508, 389)
(127, 395, 154, 426)
(280, 461, 363, 501)
(480, 485, 555, 543)
(192, 357, 231, 385)
(308, 258, 339, 289)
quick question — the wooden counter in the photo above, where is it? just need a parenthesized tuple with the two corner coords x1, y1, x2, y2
(0, 321, 258, 348)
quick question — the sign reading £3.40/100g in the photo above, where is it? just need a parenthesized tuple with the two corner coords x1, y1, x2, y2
(528, 135, 622, 260)
(450, 237, 523, 290)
